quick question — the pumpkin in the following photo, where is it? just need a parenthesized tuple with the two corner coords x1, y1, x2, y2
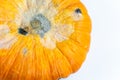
(0, 0, 91, 80)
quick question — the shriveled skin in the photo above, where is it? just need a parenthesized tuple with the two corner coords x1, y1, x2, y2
(0, 0, 91, 80)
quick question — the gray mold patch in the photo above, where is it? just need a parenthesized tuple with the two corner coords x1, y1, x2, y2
(30, 14, 51, 37)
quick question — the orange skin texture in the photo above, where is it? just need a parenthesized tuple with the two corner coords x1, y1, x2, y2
(0, 0, 91, 80)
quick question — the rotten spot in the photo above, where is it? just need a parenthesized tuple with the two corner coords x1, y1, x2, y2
(18, 14, 51, 37)
(30, 14, 51, 37)
(75, 8, 82, 14)
(18, 28, 28, 35)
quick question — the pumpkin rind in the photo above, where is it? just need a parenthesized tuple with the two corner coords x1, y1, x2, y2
(0, 0, 91, 80)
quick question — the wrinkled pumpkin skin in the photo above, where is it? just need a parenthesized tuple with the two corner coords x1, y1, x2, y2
(0, 0, 91, 80)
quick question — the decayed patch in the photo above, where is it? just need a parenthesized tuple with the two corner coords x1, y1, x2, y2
(54, 24, 74, 42)
(0, 25, 10, 39)
(72, 8, 83, 21)
(0, 25, 17, 49)
(40, 24, 74, 49)
(14, 0, 74, 49)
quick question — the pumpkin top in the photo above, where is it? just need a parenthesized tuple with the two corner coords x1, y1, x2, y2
(0, 0, 91, 80)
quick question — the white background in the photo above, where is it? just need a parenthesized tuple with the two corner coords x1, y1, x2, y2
(61, 0, 120, 80)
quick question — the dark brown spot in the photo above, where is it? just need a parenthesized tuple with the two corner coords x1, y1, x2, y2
(75, 8, 82, 14)
(18, 28, 28, 35)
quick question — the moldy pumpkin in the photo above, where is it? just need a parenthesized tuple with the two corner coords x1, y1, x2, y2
(0, 0, 91, 80)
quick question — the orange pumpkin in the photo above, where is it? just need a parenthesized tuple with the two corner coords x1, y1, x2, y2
(0, 0, 91, 80)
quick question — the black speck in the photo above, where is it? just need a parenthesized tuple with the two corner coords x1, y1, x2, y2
(18, 28, 28, 35)
(75, 8, 82, 14)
